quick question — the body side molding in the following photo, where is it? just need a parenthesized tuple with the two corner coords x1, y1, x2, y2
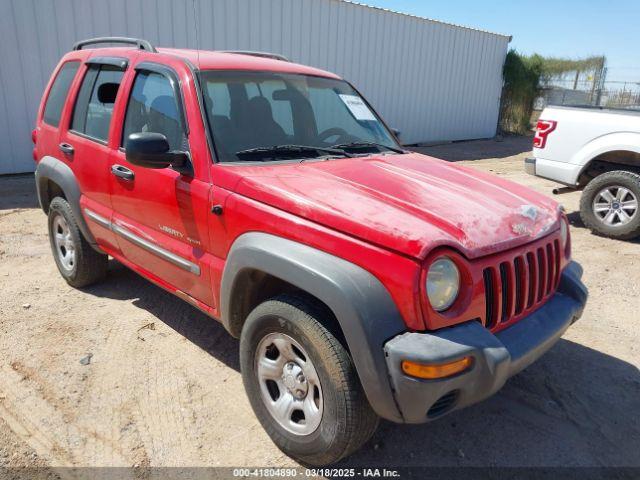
(84, 208, 110, 228)
(84, 208, 200, 275)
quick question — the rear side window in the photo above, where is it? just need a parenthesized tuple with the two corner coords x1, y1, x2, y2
(43, 61, 80, 127)
(122, 71, 187, 151)
(71, 65, 124, 142)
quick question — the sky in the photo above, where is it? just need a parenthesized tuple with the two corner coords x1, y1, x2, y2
(361, 0, 640, 84)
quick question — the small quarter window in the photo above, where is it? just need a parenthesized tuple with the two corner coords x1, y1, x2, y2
(43, 61, 80, 127)
(71, 65, 124, 142)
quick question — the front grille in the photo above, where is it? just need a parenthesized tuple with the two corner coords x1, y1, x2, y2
(483, 238, 561, 329)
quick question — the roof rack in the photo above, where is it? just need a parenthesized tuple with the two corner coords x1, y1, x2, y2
(72, 37, 157, 53)
(220, 50, 289, 62)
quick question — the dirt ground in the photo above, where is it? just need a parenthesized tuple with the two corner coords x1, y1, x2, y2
(0, 135, 639, 473)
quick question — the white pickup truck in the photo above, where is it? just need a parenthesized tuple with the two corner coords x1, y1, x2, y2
(526, 105, 640, 239)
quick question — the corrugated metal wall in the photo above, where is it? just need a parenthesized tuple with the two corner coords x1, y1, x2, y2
(0, 0, 510, 174)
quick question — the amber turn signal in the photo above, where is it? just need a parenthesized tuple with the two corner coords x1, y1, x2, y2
(401, 356, 474, 379)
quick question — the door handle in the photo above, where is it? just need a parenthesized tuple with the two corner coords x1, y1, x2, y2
(58, 143, 74, 155)
(111, 164, 135, 181)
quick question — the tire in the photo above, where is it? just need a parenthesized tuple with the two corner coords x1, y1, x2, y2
(47, 197, 108, 287)
(239, 294, 379, 466)
(580, 170, 640, 240)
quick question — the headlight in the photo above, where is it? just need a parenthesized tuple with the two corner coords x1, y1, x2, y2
(426, 257, 460, 311)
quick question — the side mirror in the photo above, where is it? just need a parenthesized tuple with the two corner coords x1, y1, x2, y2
(391, 128, 401, 139)
(125, 132, 190, 174)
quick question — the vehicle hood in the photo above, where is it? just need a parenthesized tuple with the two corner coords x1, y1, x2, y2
(232, 152, 561, 260)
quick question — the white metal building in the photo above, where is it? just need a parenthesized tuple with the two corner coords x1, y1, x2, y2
(0, 0, 511, 174)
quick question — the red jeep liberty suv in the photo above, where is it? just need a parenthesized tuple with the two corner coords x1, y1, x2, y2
(33, 37, 588, 465)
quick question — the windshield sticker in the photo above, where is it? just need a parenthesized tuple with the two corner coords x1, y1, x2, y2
(338, 94, 377, 121)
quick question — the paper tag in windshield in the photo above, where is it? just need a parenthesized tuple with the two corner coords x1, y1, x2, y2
(339, 94, 377, 121)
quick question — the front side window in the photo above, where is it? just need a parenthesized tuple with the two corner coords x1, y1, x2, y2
(71, 65, 124, 142)
(122, 71, 187, 151)
(200, 71, 399, 162)
(43, 61, 80, 127)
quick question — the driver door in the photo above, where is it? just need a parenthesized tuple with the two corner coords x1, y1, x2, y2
(108, 61, 214, 307)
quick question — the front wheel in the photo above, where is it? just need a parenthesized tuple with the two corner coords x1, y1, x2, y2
(239, 294, 378, 466)
(580, 170, 640, 240)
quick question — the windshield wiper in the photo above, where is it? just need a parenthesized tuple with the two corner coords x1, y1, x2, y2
(235, 144, 353, 159)
(331, 141, 406, 154)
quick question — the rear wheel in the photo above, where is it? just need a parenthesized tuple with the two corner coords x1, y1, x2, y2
(48, 197, 108, 287)
(580, 170, 640, 240)
(239, 294, 378, 466)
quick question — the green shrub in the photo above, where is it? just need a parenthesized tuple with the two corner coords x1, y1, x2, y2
(499, 51, 605, 134)
(500, 50, 543, 134)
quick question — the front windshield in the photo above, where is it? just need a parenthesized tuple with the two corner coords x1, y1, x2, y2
(199, 71, 400, 162)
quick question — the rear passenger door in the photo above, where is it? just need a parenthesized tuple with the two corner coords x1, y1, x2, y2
(108, 62, 214, 307)
(59, 58, 129, 252)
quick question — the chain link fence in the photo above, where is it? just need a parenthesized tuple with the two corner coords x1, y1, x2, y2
(498, 52, 638, 134)
(535, 78, 640, 111)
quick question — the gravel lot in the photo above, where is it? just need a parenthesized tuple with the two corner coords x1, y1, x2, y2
(0, 135, 638, 471)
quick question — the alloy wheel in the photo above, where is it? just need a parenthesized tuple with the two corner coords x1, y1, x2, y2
(592, 186, 638, 227)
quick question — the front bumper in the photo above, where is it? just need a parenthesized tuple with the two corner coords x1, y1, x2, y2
(383, 261, 587, 424)
(524, 157, 536, 175)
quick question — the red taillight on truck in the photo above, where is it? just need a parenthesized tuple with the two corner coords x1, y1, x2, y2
(533, 120, 557, 149)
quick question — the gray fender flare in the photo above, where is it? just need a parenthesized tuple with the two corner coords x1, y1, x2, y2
(220, 232, 406, 422)
(35, 155, 98, 248)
